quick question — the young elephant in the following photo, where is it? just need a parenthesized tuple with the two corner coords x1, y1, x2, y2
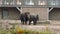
(29, 14, 39, 25)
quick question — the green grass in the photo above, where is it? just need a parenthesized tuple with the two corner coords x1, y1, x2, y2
(0, 25, 54, 34)
(0, 28, 53, 34)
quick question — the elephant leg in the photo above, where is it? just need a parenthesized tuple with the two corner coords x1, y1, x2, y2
(29, 20, 31, 25)
(22, 22, 24, 25)
(25, 21, 27, 25)
(33, 20, 37, 25)
(21, 20, 24, 25)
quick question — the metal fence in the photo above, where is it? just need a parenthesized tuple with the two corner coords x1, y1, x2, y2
(0, 0, 60, 7)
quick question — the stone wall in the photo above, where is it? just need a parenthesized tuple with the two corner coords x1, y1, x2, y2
(22, 7, 49, 21)
(49, 8, 60, 20)
(0, 7, 20, 20)
(0, 8, 2, 19)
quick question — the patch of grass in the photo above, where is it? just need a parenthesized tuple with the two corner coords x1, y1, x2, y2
(0, 26, 54, 34)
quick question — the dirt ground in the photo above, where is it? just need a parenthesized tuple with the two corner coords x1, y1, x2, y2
(19, 25, 60, 34)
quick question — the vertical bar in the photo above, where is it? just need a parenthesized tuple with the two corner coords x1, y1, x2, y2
(0, 0, 2, 6)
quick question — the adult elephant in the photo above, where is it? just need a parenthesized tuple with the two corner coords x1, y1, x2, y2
(19, 12, 30, 25)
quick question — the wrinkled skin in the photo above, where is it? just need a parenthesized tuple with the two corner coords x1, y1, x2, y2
(19, 12, 29, 25)
(19, 12, 39, 25)
(29, 15, 39, 25)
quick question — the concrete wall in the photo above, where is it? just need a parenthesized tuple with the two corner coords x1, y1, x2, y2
(49, 8, 60, 20)
(0, 7, 49, 21)
(0, 8, 2, 19)
(7, 7, 20, 20)
(22, 7, 48, 21)
(0, 7, 20, 20)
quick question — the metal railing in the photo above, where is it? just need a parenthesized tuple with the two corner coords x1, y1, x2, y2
(0, 0, 60, 7)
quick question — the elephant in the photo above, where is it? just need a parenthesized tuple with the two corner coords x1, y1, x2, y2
(19, 12, 30, 25)
(28, 14, 39, 25)
(19, 12, 39, 25)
